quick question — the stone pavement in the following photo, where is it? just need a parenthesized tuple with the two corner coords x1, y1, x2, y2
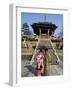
(21, 60, 37, 77)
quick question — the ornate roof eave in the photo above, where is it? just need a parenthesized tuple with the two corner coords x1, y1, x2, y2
(31, 22, 58, 29)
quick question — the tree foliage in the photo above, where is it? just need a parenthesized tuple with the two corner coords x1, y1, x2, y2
(22, 23, 32, 35)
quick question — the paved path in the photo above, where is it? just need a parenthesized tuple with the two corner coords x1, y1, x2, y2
(21, 60, 37, 77)
(47, 65, 63, 76)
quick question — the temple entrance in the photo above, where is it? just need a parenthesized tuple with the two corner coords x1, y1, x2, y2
(31, 22, 57, 38)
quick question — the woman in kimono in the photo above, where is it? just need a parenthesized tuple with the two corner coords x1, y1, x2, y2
(35, 50, 45, 76)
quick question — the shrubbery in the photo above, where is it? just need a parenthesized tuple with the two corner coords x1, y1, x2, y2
(51, 39, 62, 42)
(21, 36, 38, 41)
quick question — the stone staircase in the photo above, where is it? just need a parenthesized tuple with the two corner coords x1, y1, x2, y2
(30, 39, 57, 65)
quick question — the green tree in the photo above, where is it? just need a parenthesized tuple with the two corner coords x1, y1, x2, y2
(21, 23, 32, 35)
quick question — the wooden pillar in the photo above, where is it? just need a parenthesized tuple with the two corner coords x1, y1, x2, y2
(39, 28, 41, 38)
(47, 29, 49, 38)
(51, 31, 53, 37)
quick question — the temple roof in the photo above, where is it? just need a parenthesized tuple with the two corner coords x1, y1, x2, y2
(31, 22, 57, 30)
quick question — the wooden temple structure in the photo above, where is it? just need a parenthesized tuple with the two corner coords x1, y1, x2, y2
(31, 22, 57, 38)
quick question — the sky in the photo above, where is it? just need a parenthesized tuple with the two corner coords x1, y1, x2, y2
(21, 12, 63, 36)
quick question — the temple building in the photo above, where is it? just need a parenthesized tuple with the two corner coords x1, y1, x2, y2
(31, 22, 57, 38)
